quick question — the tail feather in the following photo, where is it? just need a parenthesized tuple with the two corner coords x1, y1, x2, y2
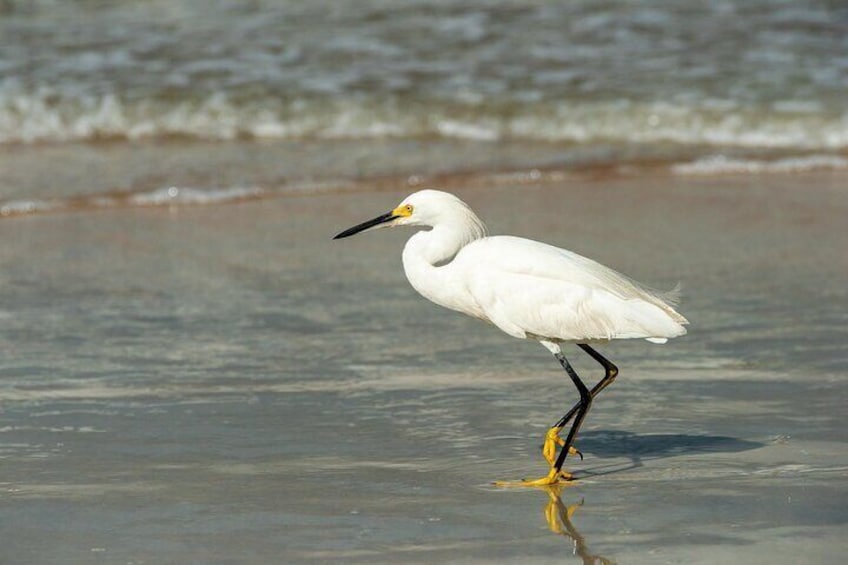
(659, 282, 683, 306)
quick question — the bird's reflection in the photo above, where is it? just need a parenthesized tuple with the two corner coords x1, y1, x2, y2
(541, 485, 615, 565)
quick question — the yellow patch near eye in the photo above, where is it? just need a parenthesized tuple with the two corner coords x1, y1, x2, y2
(393, 204, 414, 217)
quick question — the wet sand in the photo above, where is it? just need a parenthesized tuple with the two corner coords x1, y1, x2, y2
(0, 170, 846, 563)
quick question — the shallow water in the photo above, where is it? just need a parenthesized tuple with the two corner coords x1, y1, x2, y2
(1, 174, 846, 563)
(1, 3, 847, 559)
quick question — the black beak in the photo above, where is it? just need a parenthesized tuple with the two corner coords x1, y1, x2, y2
(333, 211, 398, 240)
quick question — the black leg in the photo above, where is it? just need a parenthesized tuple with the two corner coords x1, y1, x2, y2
(552, 352, 592, 473)
(551, 344, 619, 431)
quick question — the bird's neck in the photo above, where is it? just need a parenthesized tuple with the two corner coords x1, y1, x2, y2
(401, 215, 487, 313)
(405, 215, 487, 267)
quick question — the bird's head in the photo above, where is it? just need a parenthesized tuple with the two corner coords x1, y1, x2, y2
(333, 189, 482, 239)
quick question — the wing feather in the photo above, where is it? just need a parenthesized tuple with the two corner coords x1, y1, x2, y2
(455, 236, 688, 342)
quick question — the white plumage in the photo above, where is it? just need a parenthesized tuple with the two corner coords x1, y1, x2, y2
(394, 190, 687, 344)
(334, 189, 689, 486)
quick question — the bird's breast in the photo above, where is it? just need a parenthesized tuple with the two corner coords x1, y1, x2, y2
(402, 244, 487, 322)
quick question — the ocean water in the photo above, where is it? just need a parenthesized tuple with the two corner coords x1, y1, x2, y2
(2, 1, 847, 150)
(1, 0, 847, 216)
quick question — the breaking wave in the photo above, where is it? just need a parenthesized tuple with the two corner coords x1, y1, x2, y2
(671, 154, 848, 175)
(2, 88, 847, 151)
(0, 185, 264, 218)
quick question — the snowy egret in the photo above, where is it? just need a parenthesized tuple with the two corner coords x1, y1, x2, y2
(334, 190, 688, 486)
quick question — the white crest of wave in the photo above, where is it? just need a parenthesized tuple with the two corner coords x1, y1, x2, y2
(0, 185, 266, 220)
(436, 119, 499, 141)
(128, 186, 263, 206)
(0, 199, 59, 217)
(510, 102, 848, 149)
(1, 83, 847, 151)
(671, 154, 848, 175)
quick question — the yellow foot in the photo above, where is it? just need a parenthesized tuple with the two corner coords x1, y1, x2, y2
(542, 426, 583, 466)
(493, 467, 575, 488)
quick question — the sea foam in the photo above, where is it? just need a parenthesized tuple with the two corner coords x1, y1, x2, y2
(128, 186, 264, 206)
(2, 86, 847, 152)
(671, 154, 848, 175)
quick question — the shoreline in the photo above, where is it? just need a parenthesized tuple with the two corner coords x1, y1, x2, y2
(1, 138, 846, 220)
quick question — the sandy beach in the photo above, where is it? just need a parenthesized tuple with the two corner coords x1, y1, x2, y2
(1, 162, 846, 563)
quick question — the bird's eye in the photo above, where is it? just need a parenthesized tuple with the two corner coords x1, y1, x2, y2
(404, 204, 414, 214)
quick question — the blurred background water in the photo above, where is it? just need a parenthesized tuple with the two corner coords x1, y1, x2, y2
(1, 1, 847, 161)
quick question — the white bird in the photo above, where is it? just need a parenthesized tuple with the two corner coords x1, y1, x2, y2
(334, 189, 688, 486)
